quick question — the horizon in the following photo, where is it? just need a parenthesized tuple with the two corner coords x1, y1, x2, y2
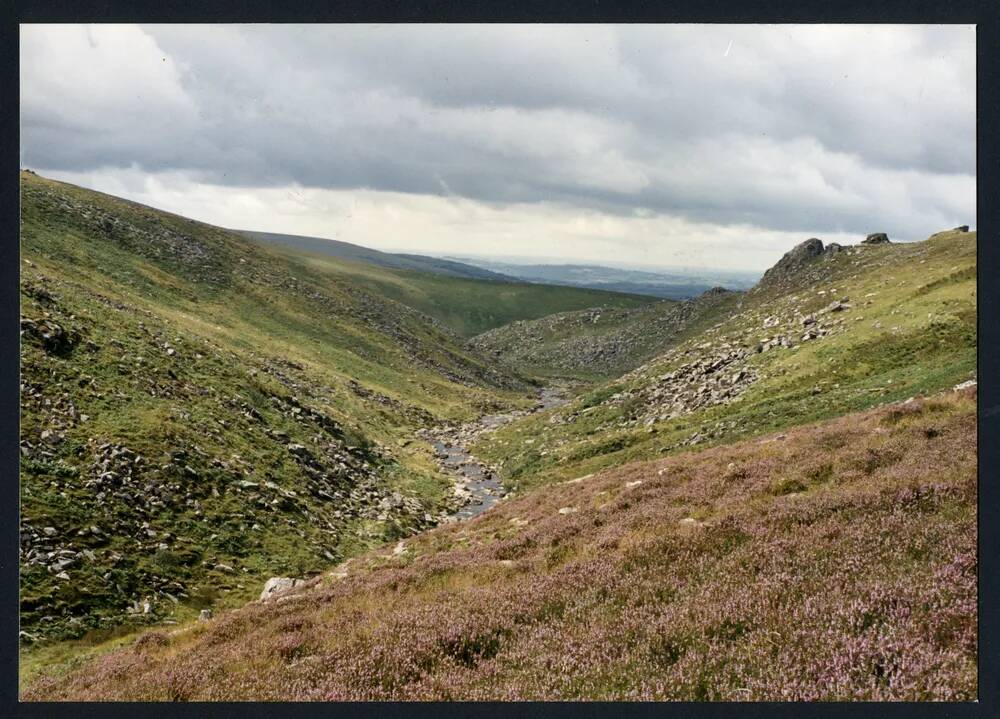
(20, 24, 975, 273)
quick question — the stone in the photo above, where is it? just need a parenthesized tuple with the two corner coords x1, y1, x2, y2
(557, 506, 578, 515)
(259, 576, 303, 601)
(42, 526, 57, 537)
(198, 609, 213, 621)
(862, 232, 890, 244)
(953, 225, 969, 232)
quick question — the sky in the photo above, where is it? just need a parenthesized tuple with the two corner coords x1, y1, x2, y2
(20, 24, 975, 271)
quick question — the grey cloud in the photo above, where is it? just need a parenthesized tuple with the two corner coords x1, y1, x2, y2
(20, 24, 975, 241)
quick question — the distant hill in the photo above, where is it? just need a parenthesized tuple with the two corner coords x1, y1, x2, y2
(444, 258, 760, 299)
(261, 242, 656, 339)
(237, 230, 513, 282)
(470, 287, 742, 381)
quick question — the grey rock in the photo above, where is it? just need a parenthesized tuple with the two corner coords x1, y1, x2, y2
(259, 576, 304, 601)
(862, 232, 891, 244)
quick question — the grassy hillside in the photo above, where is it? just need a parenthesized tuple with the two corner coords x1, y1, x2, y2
(473, 230, 976, 492)
(18, 171, 536, 648)
(23, 387, 976, 700)
(18, 169, 977, 701)
(263, 244, 654, 338)
(470, 288, 742, 382)
(238, 230, 514, 283)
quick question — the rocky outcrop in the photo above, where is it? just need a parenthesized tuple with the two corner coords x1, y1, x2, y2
(762, 238, 824, 276)
(259, 577, 306, 602)
(862, 233, 891, 244)
(756, 238, 845, 293)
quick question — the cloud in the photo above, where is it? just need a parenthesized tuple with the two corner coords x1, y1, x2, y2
(44, 165, 867, 272)
(19, 24, 976, 268)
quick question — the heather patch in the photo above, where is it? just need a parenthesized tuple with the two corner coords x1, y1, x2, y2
(23, 389, 976, 701)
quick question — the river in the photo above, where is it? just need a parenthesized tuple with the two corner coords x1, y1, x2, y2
(428, 387, 568, 520)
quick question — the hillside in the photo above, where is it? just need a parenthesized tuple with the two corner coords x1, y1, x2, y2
(469, 287, 742, 382)
(239, 230, 514, 283)
(258, 243, 655, 338)
(472, 230, 976, 492)
(23, 386, 977, 701)
(18, 171, 977, 701)
(17, 171, 538, 647)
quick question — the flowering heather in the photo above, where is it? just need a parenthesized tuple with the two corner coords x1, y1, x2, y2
(23, 387, 977, 701)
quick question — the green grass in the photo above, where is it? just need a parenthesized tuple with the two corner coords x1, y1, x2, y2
(470, 289, 742, 381)
(18, 170, 977, 692)
(276, 247, 654, 338)
(18, 171, 538, 655)
(474, 230, 977, 491)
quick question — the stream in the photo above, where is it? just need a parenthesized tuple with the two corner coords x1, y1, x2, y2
(426, 387, 569, 521)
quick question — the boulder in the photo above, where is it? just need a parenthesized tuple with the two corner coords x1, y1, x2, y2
(259, 576, 304, 601)
(862, 233, 890, 244)
(953, 225, 969, 232)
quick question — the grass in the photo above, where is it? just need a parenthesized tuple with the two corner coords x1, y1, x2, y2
(22, 387, 977, 701)
(278, 247, 654, 338)
(473, 230, 976, 491)
(18, 170, 538, 654)
(18, 170, 977, 701)
(470, 289, 742, 382)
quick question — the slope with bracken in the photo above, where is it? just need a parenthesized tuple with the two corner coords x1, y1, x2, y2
(18, 170, 552, 647)
(472, 230, 976, 493)
(22, 386, 976, 700)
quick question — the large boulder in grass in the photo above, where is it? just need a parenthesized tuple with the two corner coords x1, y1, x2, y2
(259, 577, 304, 601)
(862, 232, 891, 244)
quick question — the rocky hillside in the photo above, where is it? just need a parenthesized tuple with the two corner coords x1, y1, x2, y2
(18, 171, 538, 646)
(469, 287, 742, 381)
(473, 229, 976, 492)
(23, 387, 977, 700)
(18, 171, 977, 702)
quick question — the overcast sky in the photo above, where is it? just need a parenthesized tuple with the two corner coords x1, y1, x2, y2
(20, 24, 975, 271)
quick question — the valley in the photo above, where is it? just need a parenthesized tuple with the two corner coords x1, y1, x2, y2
(18, 171, 977, 701)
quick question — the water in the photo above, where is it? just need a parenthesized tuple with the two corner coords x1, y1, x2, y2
(436, 386, 569, 520)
